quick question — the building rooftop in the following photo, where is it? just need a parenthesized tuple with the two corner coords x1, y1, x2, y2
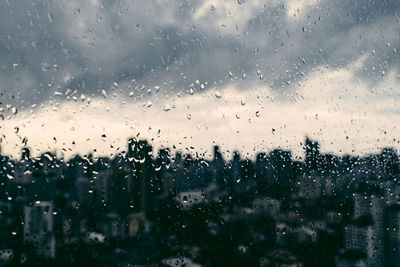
(386, 204, 400, 212)
(338, 249, 366, 261)
(350, 215, 373, 227)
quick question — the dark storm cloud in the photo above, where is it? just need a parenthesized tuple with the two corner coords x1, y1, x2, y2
(0, 0, 399, 107)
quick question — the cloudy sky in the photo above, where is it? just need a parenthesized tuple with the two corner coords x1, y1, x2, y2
(1, 0, 400, 159)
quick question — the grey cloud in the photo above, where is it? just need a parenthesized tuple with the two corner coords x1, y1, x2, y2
(0, 0, 399, 108)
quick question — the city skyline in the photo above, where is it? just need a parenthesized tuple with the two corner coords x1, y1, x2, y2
(1, 136, 400, 265)
(1, 1, 400, 266)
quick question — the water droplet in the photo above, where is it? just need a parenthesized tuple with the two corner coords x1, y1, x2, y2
(242, 73, 246, 80)
(215, 91, 222, 98)
(241, 99, 246, 106)
(43, 153, 53, 161)
(11, 107, 17, 115)
(187, 114, 192, 120)
(129, 91, 134, 97)
(229, 71, 233, 77)
(189, 88, 194, 95)
(48, 12, 54, 24)
(41, 62, 50, 72)
(255, 111, 260, 117)
(146, 101, 152, 108)
(101, 90, 108, 98)
(236, 113, 240, 119)
(163, 104, 171, 112)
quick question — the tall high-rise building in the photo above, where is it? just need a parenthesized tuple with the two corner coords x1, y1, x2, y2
(353, 194, 385, 251)
(350, 193, 385, 266)
(385, 205, 400, 267)
(126, 138, 154, 214)
(344, 215, 382, 266)
(212, 145, 226, 187)
(231, 151, 241, 184)
(20, 147, 30, 161)
(354, 194, 384, 224)
(305, 137, 319, 172)
(154, 148, 170, 195)
(93, 169, 112, 205)
(269, 149, 292, 191)
(23, 201, 56, 258)
(380, 148, 399, 180)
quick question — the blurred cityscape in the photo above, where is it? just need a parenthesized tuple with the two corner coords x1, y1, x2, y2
(0, 137, 400, 266)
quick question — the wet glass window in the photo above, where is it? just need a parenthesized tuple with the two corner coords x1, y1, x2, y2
(0, 0, 400, 266)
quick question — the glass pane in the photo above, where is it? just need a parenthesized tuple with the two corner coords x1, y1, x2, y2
(0, 0, 399, 266)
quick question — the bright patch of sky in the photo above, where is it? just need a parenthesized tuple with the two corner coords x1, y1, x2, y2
(2, 56, 400, 160)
